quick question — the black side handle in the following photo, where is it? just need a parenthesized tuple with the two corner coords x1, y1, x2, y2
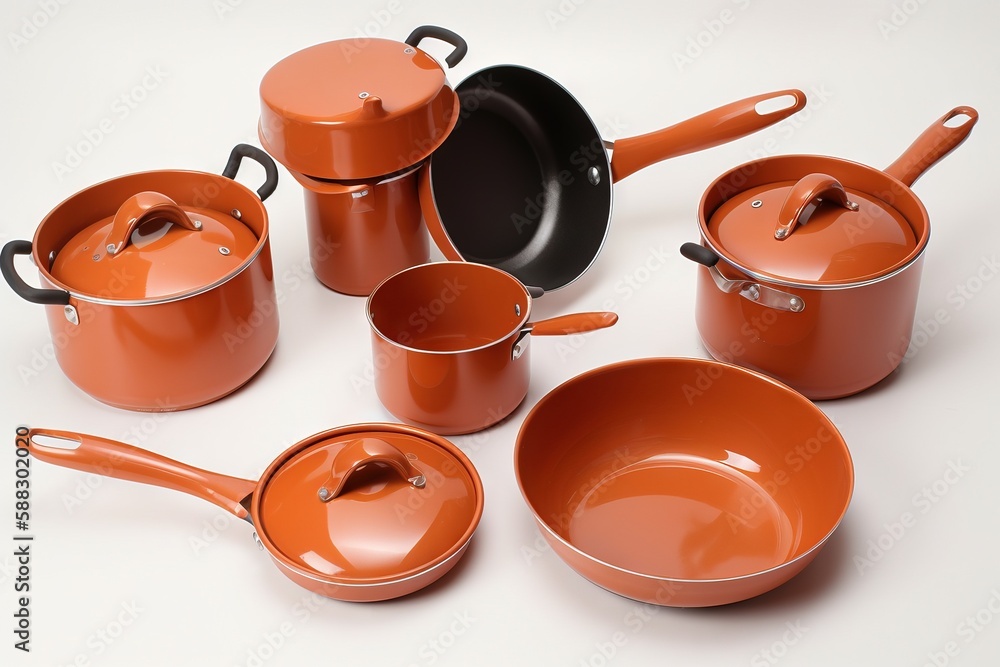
(1, 240, 71, 306)
(222, 144, 279, 202)
(404, 26, 468, 68)
(526, 285, 545, 299)
(680, 242, 720, 268)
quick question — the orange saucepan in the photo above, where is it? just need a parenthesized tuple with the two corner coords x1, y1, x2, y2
(367, 261, 618, 435)
(514, 358, 854, 607)
(681, 106, 979, 399)
(20, 424, 483, 602)
(1, 145, 280, 411)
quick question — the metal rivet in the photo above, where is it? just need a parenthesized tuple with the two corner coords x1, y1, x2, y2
(318, 487, 330, 501)
(403, 47, 415, 54)
(587, 167, 601, 186)
(515, 304, 521, 316)
(193, 220, 203, 230)
(92, 254, 100, 261)
(231, 209, 242, 220)
(358, 91, 370, 99)
(775, 228, 789, 239)
(747, 285, 761, 301)
(219, 247, 231, 256)
(751, 200, 763, 208)
(789, 297, 804, 312)
(409, 475, 426, 488)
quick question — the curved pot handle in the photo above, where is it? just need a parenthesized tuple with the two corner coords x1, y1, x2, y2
(317, 438, 426, 502)
(775, 173, 859, 240)
(610, 89, 807, 183)
(103, 192, 201, 257)
(1, 240, 71, 305)
(404, 25, 468, 68)
(512, 311, 618, 360)
(883, 106, 979, 188)
(222, 143, 280, 201)
(22, 428, 258, 519)
(680, 243, 805, 313)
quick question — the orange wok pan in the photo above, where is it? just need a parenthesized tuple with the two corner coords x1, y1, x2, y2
(514, 358, 854, 607)
(20, 424, 483, 602)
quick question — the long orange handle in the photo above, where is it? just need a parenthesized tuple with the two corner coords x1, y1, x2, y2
(883, 106, 979, 188)
(609, 89, 807, 183)
(23, 428, 258, 519)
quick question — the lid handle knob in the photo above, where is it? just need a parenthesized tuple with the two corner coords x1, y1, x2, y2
(774, 173, 858, 240)
(317, 438, 426, 502)
(102, 192, 202, 257)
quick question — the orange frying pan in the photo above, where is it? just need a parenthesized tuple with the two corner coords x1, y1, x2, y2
(21, 424, 483, 602)
(421, 66, 807, 291)
(514, 358, 854, 607)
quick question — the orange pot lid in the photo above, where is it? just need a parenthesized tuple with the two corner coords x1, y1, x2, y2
(707, 172, 918, 284)
(259, 37, 459, 180)
(255, 426, 483, 585)
(50, 191, 259, 302)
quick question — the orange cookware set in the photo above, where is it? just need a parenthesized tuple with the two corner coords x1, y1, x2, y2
(4, 25, 979, 607)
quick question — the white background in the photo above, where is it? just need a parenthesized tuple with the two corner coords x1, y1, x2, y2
(2, 1, 998, 665)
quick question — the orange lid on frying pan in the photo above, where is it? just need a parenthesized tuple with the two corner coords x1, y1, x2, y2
(50, 191, 259, 302)
(258, 26, 467, 180)
(253, 425, 483, 585)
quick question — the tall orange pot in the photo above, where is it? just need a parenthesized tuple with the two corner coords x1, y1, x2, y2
(259, 26, 467, 295)
(681, 107, 978, 399)
(1, 145, 280, 411)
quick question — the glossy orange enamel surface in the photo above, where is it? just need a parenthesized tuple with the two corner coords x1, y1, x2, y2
(514, 358, 854, 607)
(24, 424, 483, 602)
(709, 174, 915, 283)
(690, 107, 977, 398)
(367, 262, 617, 434)
(259, 38, 459, 180)
(52, 191, 259, 300)
(256, 427, 482, 588)
(293, 166, 429, 296)
(31, 169, 278, 411)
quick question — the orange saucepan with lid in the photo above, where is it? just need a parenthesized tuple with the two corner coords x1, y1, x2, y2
(1, 144, 280, 411)
(680, 106, 979, 399)
(21, 423, 483, 602)
(259, 25, 468, 295)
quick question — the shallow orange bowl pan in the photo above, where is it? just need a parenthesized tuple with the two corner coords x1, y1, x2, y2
(514, 358, 854, 607)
